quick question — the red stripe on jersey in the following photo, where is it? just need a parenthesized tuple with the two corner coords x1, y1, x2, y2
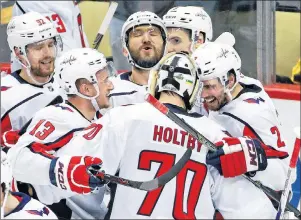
(1, 114, 12, 133)
(1, 86, 11, 91)
(77, 14, 86, 48)
(11, 178, 17, 192)
(30, 143, 55, 159)
(12, 193, 23, 202)
(243, 125, 288, 159)
(43, 132, 74, 151)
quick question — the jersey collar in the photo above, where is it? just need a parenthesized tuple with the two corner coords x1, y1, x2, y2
(5, 192, 31, 217)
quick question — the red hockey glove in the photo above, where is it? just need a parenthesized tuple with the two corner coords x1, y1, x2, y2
(206, 137, 268, 178)
(1, 130, 20, 148)
(49, 155, 107, 194)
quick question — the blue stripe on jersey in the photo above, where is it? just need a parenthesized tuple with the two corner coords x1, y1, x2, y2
(108, 90, 138, 98)
(10, 70, 54, 87)
(49, 158, 59, 187)
(119, 71, 131, 81)
(6, 192, 31, 216)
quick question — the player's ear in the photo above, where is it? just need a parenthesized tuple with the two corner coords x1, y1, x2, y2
(227, 71, 237, 89)
(14, 47, 27, 65)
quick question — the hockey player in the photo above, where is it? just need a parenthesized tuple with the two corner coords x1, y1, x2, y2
(103, 11, 168, 113)
(163, 6, 213, 54)
(193, 42, 290, 192)
(163, 6, 263, 116)
(10, 0, 89, 72)
(1, 12, 64, 148)
(58, 52, 277, 219)
(1, 150, 58, 219)
(7, 47, 114, 219)
(2, 11, 63, 87)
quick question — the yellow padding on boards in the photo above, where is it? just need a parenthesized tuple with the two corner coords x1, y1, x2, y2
(1, 6, 13, 24)
(79, 1, 112, 57)
(276, 11, 300, 77)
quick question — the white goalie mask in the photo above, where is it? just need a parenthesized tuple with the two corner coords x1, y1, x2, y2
(55, 48, 116, 110)
(121, 11, 168, 70)
(1, 151, 13, 218)
(7, 11, 63, 85)
(148, 52, 200, 110)
(192, 42, 241, 100)
(163, 6, 213, 52)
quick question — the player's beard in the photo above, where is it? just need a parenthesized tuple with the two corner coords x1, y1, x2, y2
(30, 57, 55, 78)
(129, 44, 164, 69)
(204, 94, 228, 111)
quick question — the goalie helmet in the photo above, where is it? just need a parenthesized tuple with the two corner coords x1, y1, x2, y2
(6, 11, 63, 85)
(55, 48, 115, 102)
(1, 151, 12, 218)
(163, 6, 213, 50)
(192, 42, 241, 98)
(121, 11, 168, 70)
(149, 52, 200, 110)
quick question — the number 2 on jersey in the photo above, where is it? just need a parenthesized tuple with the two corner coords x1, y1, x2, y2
(270, 126, 286, 148)
(137, 150, 207, 219)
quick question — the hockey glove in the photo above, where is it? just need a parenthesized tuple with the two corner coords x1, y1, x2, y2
(1, 130, 20, 148)
(206, 137, 268, 178)
(49, 155, 107, 194)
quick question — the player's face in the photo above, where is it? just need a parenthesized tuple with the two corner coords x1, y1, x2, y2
(201, 78, 227, 111)
(167, 28, 205, 54)
(127, 25, 164, 68)
(167, 28, 191, 54)
(95, 68, 114, 108)
(25, 38, 56, 77)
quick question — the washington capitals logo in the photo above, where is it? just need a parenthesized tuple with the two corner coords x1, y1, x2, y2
(26, 207, 50, 216)
(244, 97, 265, 104)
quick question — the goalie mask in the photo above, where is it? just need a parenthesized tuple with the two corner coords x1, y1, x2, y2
(7, 11, 63, 85)
(1, 151, 12, 219)
(55, 48, 116, 110)
(163, 6, 213, 52)
(192, 42, 241, 100)
(149, 52, 200, 110)
(121, 11, 168, 70)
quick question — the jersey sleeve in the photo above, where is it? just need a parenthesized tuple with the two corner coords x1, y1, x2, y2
(7, 106, 84, 185)
(59, 108, 127, 176)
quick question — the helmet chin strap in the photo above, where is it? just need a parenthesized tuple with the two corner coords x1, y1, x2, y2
(17, 56, 53, 86)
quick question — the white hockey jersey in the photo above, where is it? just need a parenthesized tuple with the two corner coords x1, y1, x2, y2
(60, 102, 277, 219)
(209, 82, 290, 191)
(1, 81, 62, 133)
(11, 1, 89, 72)
(99, 73, 147, 115)
(7, 102, 107, 219)
(191, 74, 264, 116)
(4, 192, 57, 219)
